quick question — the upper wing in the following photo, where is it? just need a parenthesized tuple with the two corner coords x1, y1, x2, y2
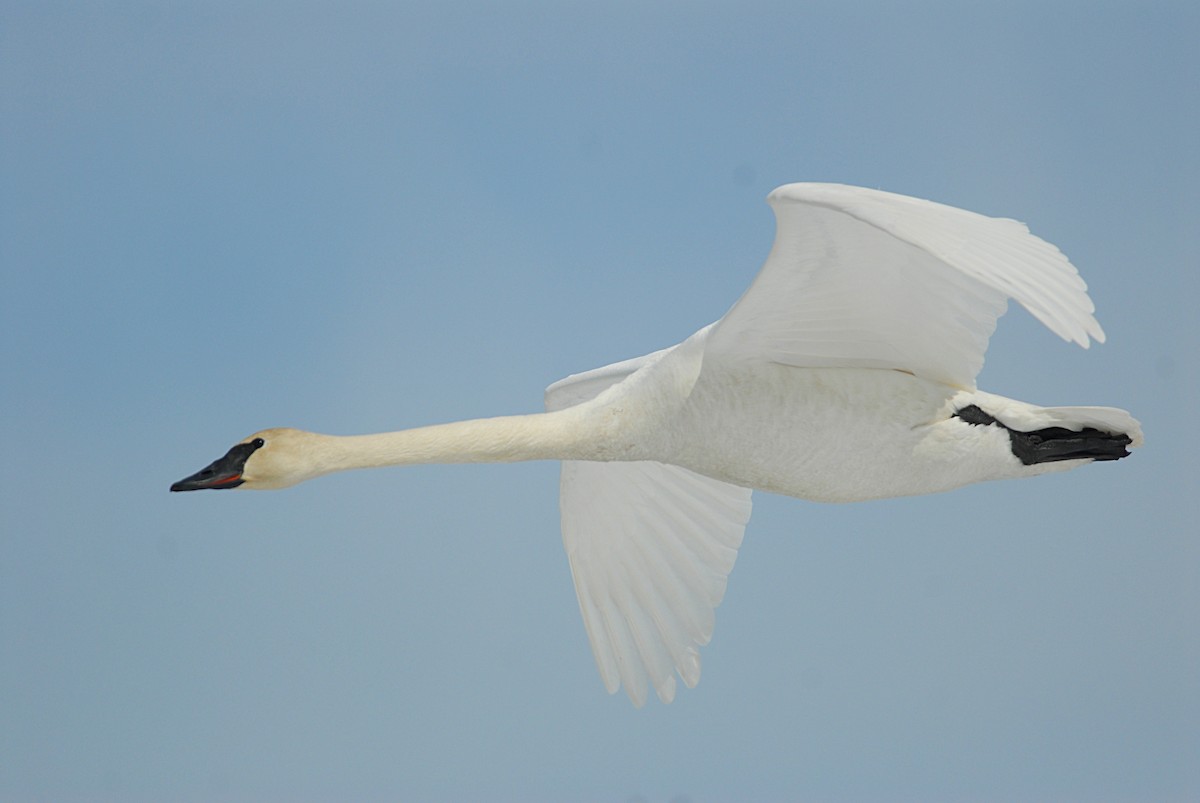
(546, 358, 753, 707)
(709, 183, 1105, 388)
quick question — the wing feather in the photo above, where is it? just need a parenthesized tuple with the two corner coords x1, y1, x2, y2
(710, 183, 1104, 388)
(559, 459, 752, 706)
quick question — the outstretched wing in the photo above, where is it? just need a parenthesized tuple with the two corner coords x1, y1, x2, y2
(546, 357, 753, 707)
(559, 460, 751, 707)
(710, 183, 1105, 388)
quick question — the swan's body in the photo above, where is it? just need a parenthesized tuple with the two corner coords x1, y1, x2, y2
(172, 183, 1142, 706)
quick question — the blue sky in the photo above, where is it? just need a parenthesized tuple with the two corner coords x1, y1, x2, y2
(2, 2, 1197, 801)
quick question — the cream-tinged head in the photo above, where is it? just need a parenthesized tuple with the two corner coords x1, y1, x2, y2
(170, 428, 333, 491)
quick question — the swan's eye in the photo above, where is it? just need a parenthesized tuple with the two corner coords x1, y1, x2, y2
(252, 438, 265, 448)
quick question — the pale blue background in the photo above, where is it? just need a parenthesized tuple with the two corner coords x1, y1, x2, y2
(2, 2, 1197, 801)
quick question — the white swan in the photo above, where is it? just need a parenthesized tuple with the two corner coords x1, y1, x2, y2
(172, 183, 1142, 706)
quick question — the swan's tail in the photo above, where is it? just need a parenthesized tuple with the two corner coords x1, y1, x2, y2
(954, 401, 1143, 466)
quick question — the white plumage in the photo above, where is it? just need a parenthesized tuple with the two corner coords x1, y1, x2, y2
(172, 183, 1142, 707)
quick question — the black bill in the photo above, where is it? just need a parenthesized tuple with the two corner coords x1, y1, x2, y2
(170, 440, 264, 491)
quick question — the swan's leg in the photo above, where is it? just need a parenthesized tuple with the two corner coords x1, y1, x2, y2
(953, 404, 1133, 466)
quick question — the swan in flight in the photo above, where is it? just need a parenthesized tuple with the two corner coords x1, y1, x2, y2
(172, 183, 1142, 707)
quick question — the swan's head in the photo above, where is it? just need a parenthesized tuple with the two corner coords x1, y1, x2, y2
(170, 428, 326, 491)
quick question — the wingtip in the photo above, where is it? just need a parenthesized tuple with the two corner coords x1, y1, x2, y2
(619, 675, 679, 707)
(1068, 317, 1106, 349)
(655, 675, 678, 705)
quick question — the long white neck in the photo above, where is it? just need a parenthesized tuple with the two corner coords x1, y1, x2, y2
(311, 408, 605, 474)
